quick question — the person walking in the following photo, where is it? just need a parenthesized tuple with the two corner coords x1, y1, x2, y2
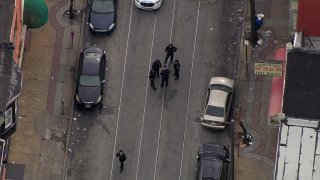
(149, 69, 156, 90)
(173, 59, 180, 80)
(152, 59, 162, 77)
(164, 43, 177, 63)
(116, 150, 127, 172)
(160, 65, 170, 88)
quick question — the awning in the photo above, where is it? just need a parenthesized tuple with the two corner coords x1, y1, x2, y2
(268, 48, 287, 118)
(23, 0, 48, 28)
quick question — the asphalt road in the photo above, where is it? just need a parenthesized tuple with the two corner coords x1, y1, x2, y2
(66, 0, 242, 179)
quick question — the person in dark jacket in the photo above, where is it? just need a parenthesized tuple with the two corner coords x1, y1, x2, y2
(149, 69, 156, 90)
(152, 59, 162, 77)
(160, 65, 170, 87)
(173, 59, 180, 80)
(116, 150, 127, 172)
(164, 43, 177, 63)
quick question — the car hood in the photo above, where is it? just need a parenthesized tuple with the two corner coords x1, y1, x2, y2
(78, 85, 101, 103)
(90, 11, 115, 30)
(210, 77, 234, 88)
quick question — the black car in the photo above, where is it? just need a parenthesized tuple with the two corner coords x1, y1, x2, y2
(196, 144, 230, 180)
(88, 0, 117, 34)
(75, 47, 106, 108)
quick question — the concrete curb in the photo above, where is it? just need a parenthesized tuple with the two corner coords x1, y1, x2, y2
(62, 0, 87, 179)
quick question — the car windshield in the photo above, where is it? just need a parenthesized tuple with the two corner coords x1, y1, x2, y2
(206, 105, 224, 117)
(79, 75, 100, 87)
(84, 52, 102, 59)
(210, 84, 232, 92)
(92, 0, 114, 13)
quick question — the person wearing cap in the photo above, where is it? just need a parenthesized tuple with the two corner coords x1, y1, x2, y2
(152, 59, 162, 77)
(164, 43, 177, 63)
(116, 150, 127, 172)
(160, 65, 170, 87)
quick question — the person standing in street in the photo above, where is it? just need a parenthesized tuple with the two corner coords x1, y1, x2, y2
(164, 43, 177, 63)
(149, 69, 156, 90)
(116, 150, 127, 172)
(173, 59, 180, 80)
(161, 65, 170, 88)
(152, 59, 162, 77)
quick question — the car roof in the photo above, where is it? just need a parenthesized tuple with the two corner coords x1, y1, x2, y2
(208, 90, 228, 108)
(82, 57, 100, 75)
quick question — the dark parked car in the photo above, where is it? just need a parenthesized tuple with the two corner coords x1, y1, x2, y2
(196, 144, 230, 180)
(75, 46, 106, 108)
(88, 0, 117, 34)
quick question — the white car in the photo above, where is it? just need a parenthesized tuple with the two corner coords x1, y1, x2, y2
(134, 0, 162, 10)
(201, 77, 234, 129)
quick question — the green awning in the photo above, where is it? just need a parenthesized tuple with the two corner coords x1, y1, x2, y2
(23, 0, 48, 28)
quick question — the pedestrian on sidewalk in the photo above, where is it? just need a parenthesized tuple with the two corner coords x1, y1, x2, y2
(149, 69, 157, 90)
(255, 13, 264, 29)
(116, 150, 127, 172)
(152, 59, 162, 77)
(164, 43, 177, 63)
(161, 65, 170, 88)
(173, 59, 180, 80)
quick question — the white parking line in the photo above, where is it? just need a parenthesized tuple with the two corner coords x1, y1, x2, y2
(109, 0, 134, 179)
(153, 88, 166, 180)
(169, 0, 177, 43)
(178, 1, 201, 180)
(135, 12, 157, 180)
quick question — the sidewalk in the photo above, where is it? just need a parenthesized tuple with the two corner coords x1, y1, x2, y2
(7, 0, 84, 179)
(234, 0, 290, 179)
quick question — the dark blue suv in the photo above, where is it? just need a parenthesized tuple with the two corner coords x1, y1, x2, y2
(196, 144, 230, 180)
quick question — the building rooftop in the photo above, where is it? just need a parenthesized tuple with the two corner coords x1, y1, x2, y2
(0, 49, 22, 112)
(0, 0, 14, 42)
(283, 48, 320, 119)
(0, 0, 22, 112)
(275, 118, 320, 180)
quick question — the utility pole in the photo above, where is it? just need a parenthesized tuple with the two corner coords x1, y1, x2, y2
(248, 0, 258, 45)
(69, 0, 74, 19)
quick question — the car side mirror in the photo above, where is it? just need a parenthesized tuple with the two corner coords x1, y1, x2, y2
(101, 80, 106, 84)
(194, 117, 203, 122)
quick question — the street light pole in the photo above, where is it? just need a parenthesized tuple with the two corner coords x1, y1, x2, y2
(69, 0, 74, 19)
(248, 0, 258, 45)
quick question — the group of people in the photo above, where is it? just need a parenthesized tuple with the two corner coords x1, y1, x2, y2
(115, 44, 180, 173)
(149, 43, 180, 90)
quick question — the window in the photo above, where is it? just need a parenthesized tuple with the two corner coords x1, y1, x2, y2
(4, 108, 13, 129)
(92, 0, 114, 13)
(79, 75, 101, 86)
(206, 105, 224, 117)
